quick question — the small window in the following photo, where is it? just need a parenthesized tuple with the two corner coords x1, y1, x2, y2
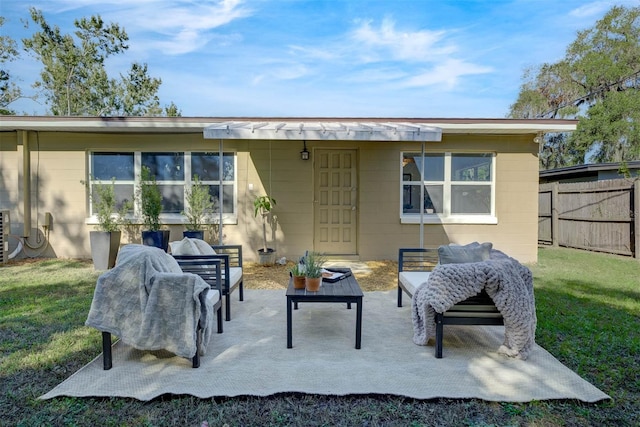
(90, 153, 135, 214)
(142, 152, 185, 213)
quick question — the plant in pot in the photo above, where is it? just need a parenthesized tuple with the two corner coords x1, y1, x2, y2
(304, 251, 326, 292)
(253, 195, 277, 266)
(138, 166, 169, 251)
(85, 178, 132, 270)
(289, 260, 306, 289)
(181, 174, 213, 240)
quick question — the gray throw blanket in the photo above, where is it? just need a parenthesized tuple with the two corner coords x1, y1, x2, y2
(412, 250, 536, 359)
(86, 244, 214, 359)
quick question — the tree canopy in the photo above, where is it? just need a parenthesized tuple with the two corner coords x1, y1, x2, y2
(509, 6, 640, 168)
(17, 8, 179, 116)
(0, 17, 22, 115)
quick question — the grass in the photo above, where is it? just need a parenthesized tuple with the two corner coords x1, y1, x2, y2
(1, 247, 639, 426)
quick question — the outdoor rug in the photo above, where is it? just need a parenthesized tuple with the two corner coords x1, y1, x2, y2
(40, 290, 609, 402)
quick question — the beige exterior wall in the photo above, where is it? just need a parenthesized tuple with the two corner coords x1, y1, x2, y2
(0, 130, 539, 263)
(355, 134, 539, 263)
(0, 132, 21, 240)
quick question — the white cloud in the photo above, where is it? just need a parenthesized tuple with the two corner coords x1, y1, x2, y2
(288, 45, 339, 61)
(569, 0, 638, 19)
(342, 67, 408, 84)
(44, 0, 253, 55)
(249, 63, 310, 85)
(402, 59, 493, 89)
(350, 17, 456, 62)
(133, 0, 253, 54)
(569, 1, 614, 18)
(136, 0, 251, 32)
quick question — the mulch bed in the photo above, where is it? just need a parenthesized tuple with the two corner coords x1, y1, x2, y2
(243, 260, 398, 292)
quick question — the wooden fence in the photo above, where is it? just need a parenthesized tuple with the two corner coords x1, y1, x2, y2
(538, 179, 640, 258)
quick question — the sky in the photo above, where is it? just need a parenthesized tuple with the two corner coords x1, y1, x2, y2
(1, 0, 639, 118)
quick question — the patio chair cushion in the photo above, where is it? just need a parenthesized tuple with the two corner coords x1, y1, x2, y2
(229, 267, 243, 288)
(170, 237, 216, 256)
(398, 271, 432, 297)
(438, 242, 492, 264)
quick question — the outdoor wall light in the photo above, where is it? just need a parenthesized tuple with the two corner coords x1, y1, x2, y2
(533, 132, 544, 144)
(300, 140, 310, 160)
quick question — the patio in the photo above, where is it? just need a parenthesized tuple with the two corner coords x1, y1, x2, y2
(41, 288, 607, 402)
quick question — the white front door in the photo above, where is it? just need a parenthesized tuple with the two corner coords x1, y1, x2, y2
(313, 149, 358, 255)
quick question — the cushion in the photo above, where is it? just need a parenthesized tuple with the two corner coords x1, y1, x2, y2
(437, 242, 492, 264)
(229, 267, 243, 286)
(399, 271, 431, 296)
(170, 237, 216, 256)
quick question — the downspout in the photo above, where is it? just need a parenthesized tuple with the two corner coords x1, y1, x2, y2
(218, 138, 223, 245)
(22, 130, 31, 238)
(419, 141, 425, 248)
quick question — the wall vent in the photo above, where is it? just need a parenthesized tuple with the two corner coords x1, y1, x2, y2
(0, 210, 9, 263)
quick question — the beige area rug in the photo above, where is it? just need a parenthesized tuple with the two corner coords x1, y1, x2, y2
(41, 290, 609, 402)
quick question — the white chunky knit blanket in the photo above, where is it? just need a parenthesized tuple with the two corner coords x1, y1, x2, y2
(411, 250, 536, 359)
(85, 244, 214, 359)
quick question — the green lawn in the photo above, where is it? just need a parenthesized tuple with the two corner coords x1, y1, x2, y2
(0, 247, 638, 426)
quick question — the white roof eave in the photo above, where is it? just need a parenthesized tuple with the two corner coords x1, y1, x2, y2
(0, 117, 577, 136)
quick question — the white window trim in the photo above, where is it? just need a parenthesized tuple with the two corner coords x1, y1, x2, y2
(399, 152, 497, 225)
(86, 151, 238, 226)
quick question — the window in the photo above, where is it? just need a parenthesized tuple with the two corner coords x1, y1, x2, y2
(401, 152, 495, 224)
(89, 151, 237, 223)
(91, 152, 135, 214)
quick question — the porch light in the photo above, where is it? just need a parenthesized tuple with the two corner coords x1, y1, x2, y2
(300, 140, 310, 160)
(533, 132, 544, 144)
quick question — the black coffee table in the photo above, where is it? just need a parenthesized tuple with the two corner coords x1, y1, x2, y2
(286, 269, 364, 349)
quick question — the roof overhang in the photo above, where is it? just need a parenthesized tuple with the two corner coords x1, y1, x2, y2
(0, 116, 577, 136)
(203, 121, 442, 141)
(539, 160, 640, 179)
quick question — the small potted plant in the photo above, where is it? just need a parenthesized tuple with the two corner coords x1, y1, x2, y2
(304, 251, 326, 292)
(182, 174, 213, 240)
(138, 166, 169, 251)
(289, 261, 306, 289)
(253, 195, 277, 265)
(84, 178, 132, 270)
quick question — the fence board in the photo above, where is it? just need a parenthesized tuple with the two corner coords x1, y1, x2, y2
(538, 179, 637, 258)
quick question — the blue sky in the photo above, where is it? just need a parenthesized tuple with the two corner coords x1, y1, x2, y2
(2, 0, 638, 117)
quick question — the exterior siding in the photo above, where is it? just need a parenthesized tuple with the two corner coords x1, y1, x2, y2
(0, 130, 540, 263)
(0, 133, 21, 239)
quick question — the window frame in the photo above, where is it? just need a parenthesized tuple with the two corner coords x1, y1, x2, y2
(400, 151, 497, 225)
(87, 151, 238, 226)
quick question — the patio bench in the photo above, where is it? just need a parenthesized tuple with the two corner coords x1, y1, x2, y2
(398, 247, 503, 358)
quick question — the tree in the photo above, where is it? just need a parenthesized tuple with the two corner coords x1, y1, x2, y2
(0, 17, 22, 115)
(508, 62, 581, 120)
(573, 90, 640, 163)
(509, 6, 640, 167)
(22, 8, 178, 116)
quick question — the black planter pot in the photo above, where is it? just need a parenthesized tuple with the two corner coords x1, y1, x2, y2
(90, 231, 121, 270)
(183, 230, 204, 240)
(142, 230, 171, 252)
